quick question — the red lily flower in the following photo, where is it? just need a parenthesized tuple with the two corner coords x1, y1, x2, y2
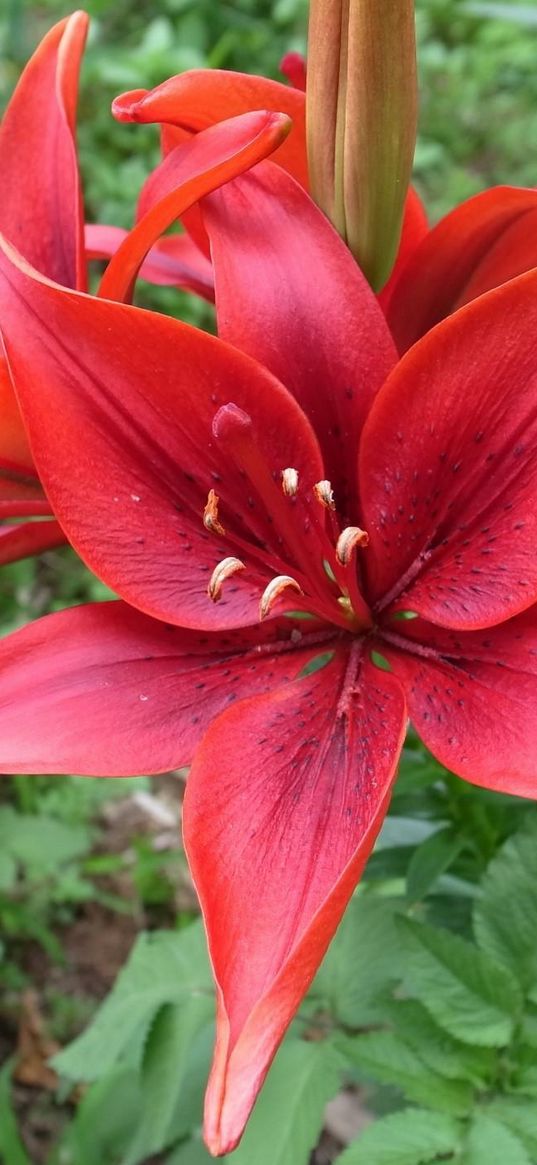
(0, 159, 536, 1152)
(113, 65, 537, 330)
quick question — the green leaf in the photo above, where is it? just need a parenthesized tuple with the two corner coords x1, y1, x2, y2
(473, 824, 537, 991)
(462, 1115, 531, 1165)
(54, 922, 212, 1081)
(0, 1062, 31, 1165)
(66, 1067, 142, 1165)
(0, 806, 90, 872)
(166, 1141, 212, 1165)
(336, 1108, 461, 1164)
(465, 3, 537, 26)
(124, 1002, 213, 1162)
(383, 998, 493, 1085)
(340, 1030, 472, 1115)
(0, 851, 16, 891)
(407, 828, 463, 902)
(229, 1040, 341, 1165)
(313, 897, 401, 1025)
(398, 916, 522, 1046)
(486, 1099, 537, 1157)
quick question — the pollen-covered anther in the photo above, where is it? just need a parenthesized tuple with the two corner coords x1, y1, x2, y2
(259, 575, 303, 620)
(208, 556, 245, 602)
(336, 526, 369, 565)
(314, 479, 335, 509)
(281, 467, 299, 496)
(203, 489, 225, 536)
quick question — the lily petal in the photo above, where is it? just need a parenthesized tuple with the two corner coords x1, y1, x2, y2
(85, 224, 214, 300)
(183, 648, 406, 1154)
(99, 111, 290, 303)
(203, 162, 397, 511)
(0, 601, 319, 773)
(0, 11, 88, 290)
(100, 112, 289, 303)
(112, 70, 308, 187)
(386, 186, 537, 353)
(0, 601, 318, 774)
(0, 520, 65, 566)
(0, 236, 324, 629)
(382, 608, 537, 797)
(279, 52, 307, 91)
(0, 354, 33, 472)
(361, 268, 537, 628)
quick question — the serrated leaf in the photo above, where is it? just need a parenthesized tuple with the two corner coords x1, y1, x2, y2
(0, 1062, 31, 1165)
(336, 1107, 461, 1164)
(462, 1115, 531, 1164)
(487, 1099, 537, 1157)
(473, 825, 537, 991)
(67, 1067, 142, 1165)
(229, 1040, 341, 1165)
(313, 897, 401, 1025)
(407, 828, 463, 902)
(384, 998, 493, 1085)
(164, 1023, 214, 1144)
(54, 922, 211, 1081)
(124, 999, 213, 1162)
(340, 1030, 472, 1116)
(398, 916, 522, 1046)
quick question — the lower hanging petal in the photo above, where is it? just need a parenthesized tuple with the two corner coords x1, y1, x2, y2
(183, 647, 406, 1154)
(381, 607, 537, 797)
(0, 601, 319, 775)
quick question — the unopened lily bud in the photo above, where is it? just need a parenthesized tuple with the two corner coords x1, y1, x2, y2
(307, 0, 418, 291)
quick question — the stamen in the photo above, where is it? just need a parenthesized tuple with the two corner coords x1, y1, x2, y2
(336, 526, 369, 565)
(208, 556, 245, 602)
(259, 575, 303, 620)
(281, 467, 299, 496)
(314, 480, 336, 510)
(203, 489, 225, 536)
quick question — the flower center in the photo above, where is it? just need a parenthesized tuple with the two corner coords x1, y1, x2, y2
(202, 402, 373, 631)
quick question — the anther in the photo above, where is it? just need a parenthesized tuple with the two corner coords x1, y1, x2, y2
(281, 467, 299, 496)
(336, 526, 369, 565)
(314, 480, 335, 509)
(203, 489, 225, 535)
(208, 557, 245, 602)
(259, 575, 303, 620)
